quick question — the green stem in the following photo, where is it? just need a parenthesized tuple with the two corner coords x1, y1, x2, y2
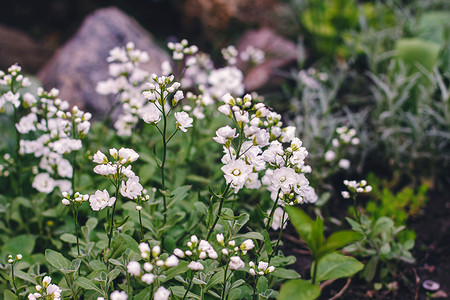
(312, 259, 319, 285)
(252, 277, 258, 300)
(161, 105, 168, 226)
(268, 209, 287, 264)
(72, 206, 81, 256)
(182, 271, 195, 300)
(139, 210, 144, 241)
(222, 258, 230, 300)
(265, 189, 282, 232)
(206, 183, 231, 241)
(11, 262, 18, 294)
(12, 105, 21, 196)
(352, 195, 361, 224)
(107, 177, 120, 250)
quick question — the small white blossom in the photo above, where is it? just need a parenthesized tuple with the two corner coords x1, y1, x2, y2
(174, 111, 193, 132)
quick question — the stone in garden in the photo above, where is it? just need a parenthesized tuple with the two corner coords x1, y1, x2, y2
(0, 25, 53, 74)
(236, 27, 298, 91)
(38, 6, 169, 116)
(182, 0, 277, 37)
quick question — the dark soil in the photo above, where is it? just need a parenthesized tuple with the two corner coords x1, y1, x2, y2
(281, 189, 450, 300)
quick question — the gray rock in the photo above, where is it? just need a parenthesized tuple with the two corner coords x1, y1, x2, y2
(236, 27, 298, 91)
(38, 6, 169, 116)
(0, 25, 53, 74)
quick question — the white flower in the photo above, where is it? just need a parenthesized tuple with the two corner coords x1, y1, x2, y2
(173, 90, 184, 105)
(216, 233, 224, 244)
(139, 242, 150, 258)
(89, 189, 116, 211)
(221, 159, 253, 193)
(271, 167, 297, 193)
(165, 255, 179, 267)
(267, 207, 288, 231)
(32, 173, 55, 193)
(338, 159, 350, 169)
(240, 239, 255, 252)
(341, 191, 350, 199)
(213, 125, 238, 145)
(142, 103, 162, 124)
(16, 113, 37, 134)
(229, 256, 245, 270)
(188, 261, 204, 271)
(118, 148, 139, 164)
(154, 286, 170, 300)
(110, 290, 128, 300)
(141, 273, 155, 285)
(281, 126, 296, 143)
(324, 150, 336, 162)
(173, 248, 185, 258)
(174, 111, 193, 132)
(127, 261, 141, 276)
(93, 150, 108, 164)
(120, 176, 143, 199)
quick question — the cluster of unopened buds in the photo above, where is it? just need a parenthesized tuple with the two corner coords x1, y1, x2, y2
(0, 154, 13, 177)
(248, 261, 275, 276)
(127, 242, 178, 296)
(7, 254, 22, 264)
(61, 191, 89, 206)
(168, 39, 198, 60)
(341, 179, 372, 199)
(323, 126, 360, 170)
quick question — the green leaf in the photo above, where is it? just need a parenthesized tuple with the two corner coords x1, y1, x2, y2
(60, 233, 78, 244)
(263, 229, 273, 256)
(14, 270, 37, 284)
(257, 276, 268, 293)
(162, 261, 189, 282)
(372, 217, 394, 236)
(90, 260, 107, 271)
(3, 290, 18, 300)
(76, 277, 103, 295)
(285, 206, 314, 250)
(318, 230, 363, 258)
(134, 286, 152, 300)
(278, 279, 321, 300)
(170, 286, 200, 299)
(2, 235, 36, 257)
(272, 268, 301, 279)
(311, 216, 324, 254)
(45, 249, 70, 270)
(109, 233, 139, 259)
(396, 38, 441, 71)
(235, 232, 264, 241)
(314, 253, 364, 282)
(363, 255, 379, 282)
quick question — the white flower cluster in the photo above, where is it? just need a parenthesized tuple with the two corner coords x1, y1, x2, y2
(142, 74, 194, 132)
(265, 207, 289, 231)
(182, 90, 214, 120)
(7, 253, 22, 264)
(91, 148, 142, 210)
(240, 46, 265, 65)
(324, 126, 360, 170)
(126, 242, 177, 300)
(27, 276, 62, 300)
(216, 93, 317, 204)
(248, 261, 275, 276)
(0, 153, 13, 177)
(341, 179, 372, 199)
(184, 235, 218, 260)
(298, 68, 328, 90)
(167, 39, 198, 61)
(0, 64, 31, 112)
(0, 63, 91, 194)
(109, 290, 128, 300)
(222, 45, 239, 65)
(96, 42, 155, 136)
(61, 191, 89, 207)
(215, 234, 255, 271)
